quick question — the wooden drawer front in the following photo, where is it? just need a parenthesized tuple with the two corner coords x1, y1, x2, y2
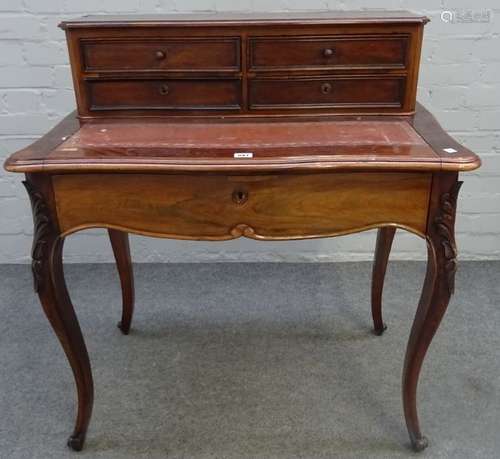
(82, 38, 240, 72)
(249, 77, 404, 109)
(53, 173, 431, 239)
(249, 35, 408, 71)
(88, 79, 241, 111)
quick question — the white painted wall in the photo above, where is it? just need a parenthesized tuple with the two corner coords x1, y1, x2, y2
(1, 1, 499, 263)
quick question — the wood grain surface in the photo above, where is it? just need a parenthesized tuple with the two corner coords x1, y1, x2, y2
(53, 172, 431, 238)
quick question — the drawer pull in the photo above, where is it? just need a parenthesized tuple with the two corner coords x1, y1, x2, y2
(159, 84, 169, 95)
(232, 189, 248, 205)
(321, 82, 333, 94)
(323, 48, 335, 57)
(155, 50, 166, 60)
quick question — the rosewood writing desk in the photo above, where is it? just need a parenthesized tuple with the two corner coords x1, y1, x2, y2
(3, 12, 481, 453)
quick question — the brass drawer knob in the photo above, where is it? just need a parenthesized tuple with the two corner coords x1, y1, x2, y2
(155, 50, 166, 60)
(323, 48, 335, 57)
(321, 82, 333, 94)
(159, 84, 169, 95)
(232, 189, 248, 205)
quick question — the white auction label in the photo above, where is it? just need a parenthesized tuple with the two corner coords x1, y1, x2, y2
(234, 152, 254, 158)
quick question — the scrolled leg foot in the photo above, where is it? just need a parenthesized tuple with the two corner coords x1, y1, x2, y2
(67, 432, 86, 451)
(117, 320, 130, 335)
(372, 323, 387, 336)
(411, 435, 429, 452)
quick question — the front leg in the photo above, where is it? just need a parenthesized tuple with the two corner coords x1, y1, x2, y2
(108, 229, 135, 334)
(402, 174, 462, 451)
(24, 178, 94, 451)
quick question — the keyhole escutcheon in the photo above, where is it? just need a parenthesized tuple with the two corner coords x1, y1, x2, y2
(232, 189, 248, 205)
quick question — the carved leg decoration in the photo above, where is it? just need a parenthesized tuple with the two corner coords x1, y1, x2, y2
(371, 227, 396, 335)
(402, 176, 462, 451)
(24, 180, 94, 451)
(108, 229, 135, 335)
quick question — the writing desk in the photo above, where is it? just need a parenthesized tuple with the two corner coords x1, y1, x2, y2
(4, 12, 481, 453)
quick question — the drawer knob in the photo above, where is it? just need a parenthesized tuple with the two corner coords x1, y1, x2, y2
(321, 82, 333, 94)
(159, 84, 169, 95)
(155, 50, 166, 60)
(232, 189, 248, 205)
(323, 48, 335, 57)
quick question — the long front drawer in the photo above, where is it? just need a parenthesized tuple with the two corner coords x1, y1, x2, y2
(82, 38, 240, 72)
(249, 76, 404, 109)
(87, 79, 242, 111)
(53, 172, 431, 239)
(249, 35, 409, 71)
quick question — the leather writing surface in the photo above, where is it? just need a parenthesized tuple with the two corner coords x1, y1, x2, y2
(56, 119, 437, 159)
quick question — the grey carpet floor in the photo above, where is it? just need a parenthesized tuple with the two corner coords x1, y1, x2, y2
(0, 262, 498, 459)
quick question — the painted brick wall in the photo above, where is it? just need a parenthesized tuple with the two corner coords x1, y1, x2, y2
(1, 1, 499, 263)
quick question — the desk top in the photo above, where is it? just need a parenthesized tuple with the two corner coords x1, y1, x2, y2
(4, 104, 480, 174)
(7, 11, 481, 176)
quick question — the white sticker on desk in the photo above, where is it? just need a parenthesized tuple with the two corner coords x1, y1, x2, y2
(234, 152, 253, 158)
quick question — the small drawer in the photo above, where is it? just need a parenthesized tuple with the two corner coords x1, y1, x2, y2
(87, 79, 242, 111)
(249, 76, 404, 110)
(82, 38, 240, 72)
(249, 35, 408, 71)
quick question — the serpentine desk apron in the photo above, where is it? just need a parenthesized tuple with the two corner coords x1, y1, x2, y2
(3, 12, 481, 453)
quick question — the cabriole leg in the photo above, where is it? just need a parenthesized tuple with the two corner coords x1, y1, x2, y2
(108, 229, 135, 335)
(371, 226, 396, 335)
(24, 179, 94, 451)
(402, 176, 462, 451)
